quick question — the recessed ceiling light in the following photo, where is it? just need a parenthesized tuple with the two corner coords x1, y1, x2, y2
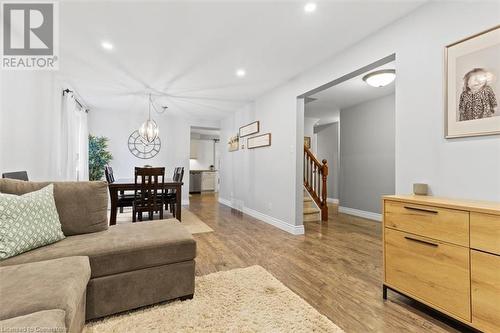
(236, 69, 246, 77)
(304, 2, 317, 13)
(101, 41, 114, 51)
(362, 69, 396, 87)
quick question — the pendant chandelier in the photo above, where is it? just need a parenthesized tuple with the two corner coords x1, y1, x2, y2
(139, 94, 160, 143)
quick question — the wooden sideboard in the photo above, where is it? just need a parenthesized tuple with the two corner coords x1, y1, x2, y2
(382, 195, 500, 332)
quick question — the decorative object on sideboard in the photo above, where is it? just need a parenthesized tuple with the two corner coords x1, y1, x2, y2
(247, 133, 272, 149)
(128, 130, 161, 159)
(304, 136, 311, 149)
(89, 135, 113, 181)
(413, 183, 428, 196)
(445, 25, 500, 138)
(228, 134, 239, 152)
(239, 121, 260, 137)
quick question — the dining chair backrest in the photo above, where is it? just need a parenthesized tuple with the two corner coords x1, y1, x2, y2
(104, 166, 115, 183)
(2, 171, 29, 181)
(134, 167, 165, 210)
(172, 167, 184, 182)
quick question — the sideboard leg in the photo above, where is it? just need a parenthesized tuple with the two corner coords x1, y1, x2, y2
(382, 285, 388, 300)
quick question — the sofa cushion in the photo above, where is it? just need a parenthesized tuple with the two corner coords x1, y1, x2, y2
(0, 184, 65, 260)
(0, 179, 108, 236)
(0, 310, 66, 333)
(0, 220, 196, 278)
(0, 256, 90, 330)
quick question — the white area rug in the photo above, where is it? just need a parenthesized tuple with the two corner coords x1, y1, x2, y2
(113, 207, 213, 234)
(84, 266, 344, 333)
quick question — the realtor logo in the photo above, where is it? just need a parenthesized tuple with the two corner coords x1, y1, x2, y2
(1, 1, 59, 70)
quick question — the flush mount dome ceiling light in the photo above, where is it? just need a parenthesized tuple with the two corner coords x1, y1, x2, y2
(362, 69, 396, 87)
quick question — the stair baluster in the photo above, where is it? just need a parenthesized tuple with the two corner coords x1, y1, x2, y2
(303, 145, 328, 222)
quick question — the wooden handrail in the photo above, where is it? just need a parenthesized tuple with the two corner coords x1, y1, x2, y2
(304, 145, 328, 221)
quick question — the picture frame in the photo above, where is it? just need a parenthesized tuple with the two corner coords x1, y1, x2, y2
(239, 121, 260, 138)
(304, 136, 311, 149)
(445, 25, 500, 138)
(247, 133, 271, 149)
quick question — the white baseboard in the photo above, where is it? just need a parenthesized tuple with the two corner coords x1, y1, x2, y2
(327, 198, 339, 204)
(218, 197, 304, 235)
(218, 197, 232, 207)
(339, 206, 382, 222)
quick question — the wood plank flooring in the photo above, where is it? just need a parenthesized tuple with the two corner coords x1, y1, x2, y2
(188, 193, 474, 333)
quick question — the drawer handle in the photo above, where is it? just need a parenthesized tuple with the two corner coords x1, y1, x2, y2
(404, 206, 438, 214)
(404, 236, 438, 247)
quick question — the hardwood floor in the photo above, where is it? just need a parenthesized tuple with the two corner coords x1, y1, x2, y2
(188, 193, 474, 333)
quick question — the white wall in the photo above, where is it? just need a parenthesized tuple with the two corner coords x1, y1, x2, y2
(88, 109, 219, 204)
(0, 70, 219, 205)
(219, 1, 500, 232)
(219, 95, 305, 234)
(0, 71, 64, 181)
(190, 139, 215, 170)
(304, 117, 319, 154)
(315, 122, 339, 200)
(339, 94, 395, 214)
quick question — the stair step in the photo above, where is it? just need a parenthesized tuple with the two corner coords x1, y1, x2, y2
(303, 211, 321, 222)
(303, 196, 313, 202)
(303, 201, 317, 209)
(304, 207, 320, 214)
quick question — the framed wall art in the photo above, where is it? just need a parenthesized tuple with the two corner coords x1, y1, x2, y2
(239, 121, 260, 137)
(247, 133, 271, 149)
(445, 25, 500, 138)
(304, 136, 311, 149)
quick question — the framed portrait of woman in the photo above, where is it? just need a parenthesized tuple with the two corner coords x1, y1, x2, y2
(445, 25, 500, 138)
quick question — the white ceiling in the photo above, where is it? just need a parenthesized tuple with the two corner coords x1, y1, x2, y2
(306, 61, 396, 125)
(58, 1, 422, 120)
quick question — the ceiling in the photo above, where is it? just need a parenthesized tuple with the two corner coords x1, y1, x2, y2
(306, 60, 396, 125)
(58, 1, 423, 120)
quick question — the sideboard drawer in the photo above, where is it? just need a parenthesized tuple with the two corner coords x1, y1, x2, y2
(471, 212, 500, 255)
(471, 250, 500, 333)
(385, 228, 470, 321)
(384, 200, 469, 246)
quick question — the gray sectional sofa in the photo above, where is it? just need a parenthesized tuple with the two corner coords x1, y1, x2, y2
(0, 179, 196, 333)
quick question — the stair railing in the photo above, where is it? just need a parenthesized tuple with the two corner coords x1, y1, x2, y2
(304, 145, 328, 221)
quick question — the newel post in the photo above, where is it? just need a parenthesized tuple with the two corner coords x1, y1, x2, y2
(321, 159, 328, 221)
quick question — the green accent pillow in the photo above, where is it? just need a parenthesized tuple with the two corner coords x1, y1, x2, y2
(0, 184, 65, 260)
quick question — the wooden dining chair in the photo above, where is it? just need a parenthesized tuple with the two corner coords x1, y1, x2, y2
(164, 167, 184, 218)
(105, 165, 134, 214)
(2, 171, 29, 181)
(133, 167, 165, 222)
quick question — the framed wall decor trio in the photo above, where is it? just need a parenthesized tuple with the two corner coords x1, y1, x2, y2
(228, 120, 272, 151)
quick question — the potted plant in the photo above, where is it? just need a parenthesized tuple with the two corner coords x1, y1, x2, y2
(88, 135, 113, 181)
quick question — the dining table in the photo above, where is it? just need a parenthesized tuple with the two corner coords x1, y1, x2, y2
(108, 178, 183, 225)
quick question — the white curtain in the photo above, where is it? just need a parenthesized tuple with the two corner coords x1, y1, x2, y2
(60, 91, 89, 181)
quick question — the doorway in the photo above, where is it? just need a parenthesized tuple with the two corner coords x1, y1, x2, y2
(300, 55, 396, 222)
(189, 127, 221, 195)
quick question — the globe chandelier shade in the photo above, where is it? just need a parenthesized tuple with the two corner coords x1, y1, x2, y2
(139, 94, 160, 143)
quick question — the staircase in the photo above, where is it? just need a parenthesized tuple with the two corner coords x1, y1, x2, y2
(303, 191, 321, 222)
(303, 145, 328, 222)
